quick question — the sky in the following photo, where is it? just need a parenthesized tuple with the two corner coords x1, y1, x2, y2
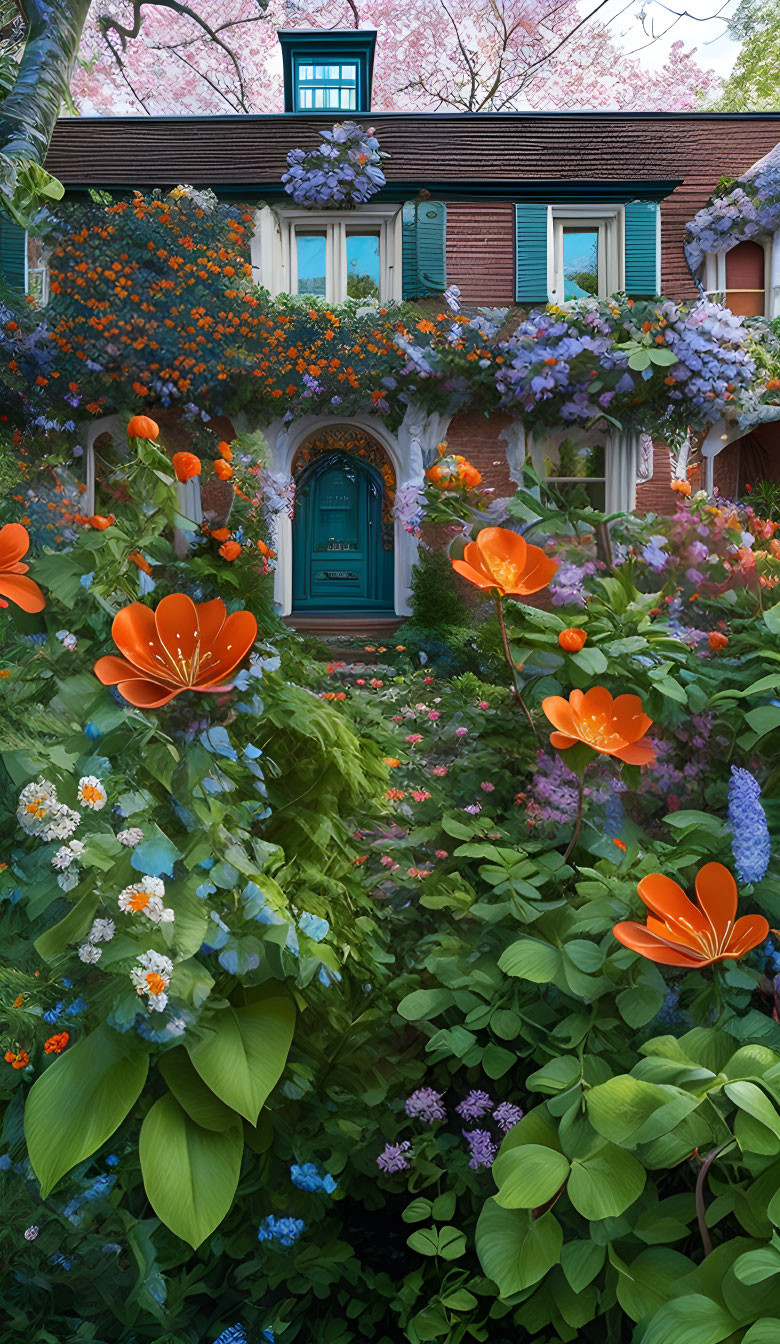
(604, 0, 741, 80)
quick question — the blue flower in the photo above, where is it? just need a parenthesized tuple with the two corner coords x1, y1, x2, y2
(0, 1154, 11, 1171)
(80, 572, 94, 589)
(290, 1162, 337, 1195)
(83, 721, 102, 741)
(257, 1214, 305, 1247)
(214, 1327, 247, 1344)
(728, 766, 770, 885)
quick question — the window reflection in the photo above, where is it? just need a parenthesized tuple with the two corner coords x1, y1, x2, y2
(346, 233, 380, 301)
(297, 234, 327, 297)
(563, 229, 599, 299)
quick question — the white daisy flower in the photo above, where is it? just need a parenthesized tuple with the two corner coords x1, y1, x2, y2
(166, 1017, 187, 1036)
(130, 950, 173, 1010)
(42, 804, 80, 841)
(68, 839, 85, 858)
(89, 918, 115, 944)
(77, 776, 107, 811)
(77, 943, 102, 963)
(57, 867, 80, 892)
(52, 846, 75, 871)
(116, 828, 144, 848)
(117, 877, 173, 924)
(17, 779, 59, 835)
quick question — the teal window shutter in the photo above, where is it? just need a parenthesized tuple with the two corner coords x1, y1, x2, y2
(515, 203, 548, 305)
(624, 201, 659, 297)
(0, 219, 28, 294)
(402, 201, 446, 298)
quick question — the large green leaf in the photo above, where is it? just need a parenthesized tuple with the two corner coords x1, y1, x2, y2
(725, 1081, 780, 1140)
(139, 1093, 242, 1248)
(158, 1048, 240, 1132)
(34, 891, 100, 963)
(638, 1294, 737, 1344)
(560, 1239, 606, 1293)
(567, 1142, 645, 1219)
(25, 1025, 148, 1196)
(475, 1200, 561, 1298)
(492, 1144, 570, 1209)
(498, 938, 562, 983)
(396, 989, 454, 1021)
(187, 996, 295, 1123)
(587, 1075, 697, 1146)
(743, 1322, 780, 1343)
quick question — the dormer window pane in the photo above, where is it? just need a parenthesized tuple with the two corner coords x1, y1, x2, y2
(295, 54, 361, 112)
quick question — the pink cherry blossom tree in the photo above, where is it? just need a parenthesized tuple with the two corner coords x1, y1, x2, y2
(71, 0, 719, 116)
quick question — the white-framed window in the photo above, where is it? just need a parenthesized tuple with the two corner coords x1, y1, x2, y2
(26, 234, 49, 306)
(250, 204, 403, 305)
(295, 61, 358, 111)
(548, 206, 624, 304)
(703, 237, 774, 318)
(530, 431, 606, 511)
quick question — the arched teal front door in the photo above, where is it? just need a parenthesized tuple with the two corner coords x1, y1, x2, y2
(292, 449, 394, 611)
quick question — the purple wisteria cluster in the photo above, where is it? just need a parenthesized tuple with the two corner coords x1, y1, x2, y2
(493, 295, 756, 432)
(685, 143, 780, 273)
(728, 766, 771, 886)
(282, 122, 387, 208)
(376, 1087, 524, 1175)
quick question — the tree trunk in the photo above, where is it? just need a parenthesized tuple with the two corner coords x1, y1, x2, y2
(0, 0, 90, 161)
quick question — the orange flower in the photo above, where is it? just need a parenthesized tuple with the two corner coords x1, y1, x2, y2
(217, 441, 233, 461)
(44, 1032, 69, 1055)
(88, 514, 115, 530)
(219, 540, 242, 561)
(214, 459, 233, 481)
(127, 415, 159, 441)
(172, 451, 201, 482)
(671, 479, 692, 496)
(451, 527, 558, 598)
(93, 592, 257, 708)
(257, 539, 276, 559)
(542, 687, 655, 766)
(384, 757, 401, 767)
(708, 631, 729, 651)
(613, 862, 768, 967)
(558, 628, 587, 653)
(211, 528, 231, 542)
(0, 523, 45, 612)
(613, 838, 627, 851)
(128, 551, 151, 575)
(5, 1048, 28, 1069)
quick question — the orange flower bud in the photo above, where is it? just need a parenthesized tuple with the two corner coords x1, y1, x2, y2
(708, 631, 729, 651)
(88, 514, 115, 530)
(219, 540, 242, 561)
(558, 627, 587, 653)
(217, 441, 233, 461)
(127, 415, 159, 441)
(172, 451, 201, 483)
(214, 459, 233, 481)
(671, 479, 692, 496)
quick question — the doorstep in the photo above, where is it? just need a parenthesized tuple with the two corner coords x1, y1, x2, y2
(282, 611, 404, 641)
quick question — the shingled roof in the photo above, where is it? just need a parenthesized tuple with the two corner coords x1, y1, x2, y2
(46, 111, 780, 196)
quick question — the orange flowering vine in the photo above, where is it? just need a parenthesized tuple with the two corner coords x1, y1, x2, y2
(44, 1032, 70, 1055)
(613, 863, 768, 967)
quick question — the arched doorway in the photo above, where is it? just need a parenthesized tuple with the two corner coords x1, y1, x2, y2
(291, 426, 395, 612)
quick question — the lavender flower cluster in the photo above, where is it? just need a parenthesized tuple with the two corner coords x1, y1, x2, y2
(377, 1087, 524, 1174)
(282, 122, 387, 208)
(494, 296, 756, 431)
(685, 144, 780, 273)
(728, 766, 771, 886)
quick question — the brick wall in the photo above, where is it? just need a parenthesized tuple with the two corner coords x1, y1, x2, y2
(635, 446, 675, 516)
(445, 202, 516, 305)
(445, 410, 516, 498)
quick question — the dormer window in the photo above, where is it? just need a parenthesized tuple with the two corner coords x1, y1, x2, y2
(278, 30, 377, 114)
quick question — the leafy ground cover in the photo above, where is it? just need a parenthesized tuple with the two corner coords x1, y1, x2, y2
(3, 424, 780, 1344)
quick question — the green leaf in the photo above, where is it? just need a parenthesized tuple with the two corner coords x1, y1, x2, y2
(34, 891, 100, 963)
(402, 1199, 433, 1224)
(638, 1294, 737, 1344)
(764, 601, 780, 635)
(492, 1144, 571, 1209)
(732, 1246, 780, 1286)
(498, 938, 562, 982)
(139, 1093, 242, 1248)
(397, 988, 454, 1021)
(587, 1075, 697, 1146)
(188, 996, 294, 1124)
(628, 349, 652, 370)
(526, 1055, 581, 1094)
(157, 1049, 239, 1132)
(570, 646, 609, 676)
(743, 1322, 780, 1343)
(25, 1025, 148, 1196)
(616, 1247, 693, 1322)
(561, 1239, 606, 1293)
(407, 1226, 439, 1257)
(567, 1143, 646, 1219)
(437, 1225, 467, 1260)
(617, 983, 666, 1029)
(745, 706, 780, 738)
(475, 1201, 562, 1297)
(725, 1081, 780, 1141)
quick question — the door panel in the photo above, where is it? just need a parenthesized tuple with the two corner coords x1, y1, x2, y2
(293, 451, 393, 611)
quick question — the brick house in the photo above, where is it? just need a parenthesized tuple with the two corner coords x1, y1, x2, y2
(5, 28, 780, 619)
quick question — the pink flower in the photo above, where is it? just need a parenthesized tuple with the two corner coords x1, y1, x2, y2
(479, 701, 490, 709)
(428, 711, 440, 720)
(412, 790, 431, 802)
(455, 727, 468, 738)
(392, 715, 403, 722)
(356, 679, 366, 686)
(406, 734, 423, 744)
(432, 765, 448, 777)
(435, 849, 448, 858)
(424, 676, 434, 684)
(481, 781, 495, 792)
(380, 855, 399, 869)
(370, 678, 384, 688)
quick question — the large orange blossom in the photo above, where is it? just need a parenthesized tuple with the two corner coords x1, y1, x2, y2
(93, 592, 256, 708)
(613, 862, 768, 967)
(0, 523, 46, 613)
(542, 686, 655, 766)
(451, 526, 558, 598)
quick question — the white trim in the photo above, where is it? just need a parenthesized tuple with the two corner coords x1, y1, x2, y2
(258, 407, 443, 617)
(250, 203, 403, 304)
(548, 204, 624, 303)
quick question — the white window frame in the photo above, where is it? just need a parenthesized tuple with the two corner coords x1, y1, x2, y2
(703, 236, 776, 318)
(250, 204, 403, 305)
(547, 205, 624, 304)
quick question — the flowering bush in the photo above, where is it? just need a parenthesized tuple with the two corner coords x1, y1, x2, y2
(685, 142, 780, 274)
(281, 122, 387, 208)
